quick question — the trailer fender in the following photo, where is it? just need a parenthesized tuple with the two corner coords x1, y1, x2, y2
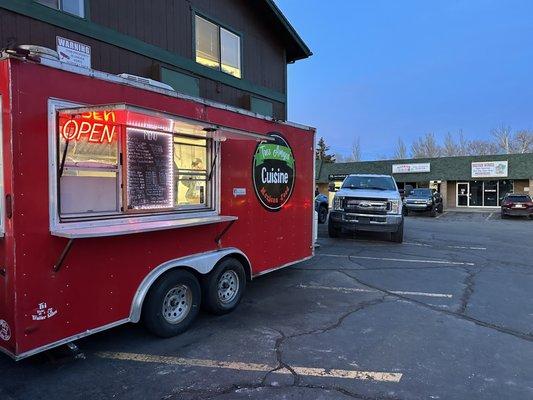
(129, 248, 251, 323)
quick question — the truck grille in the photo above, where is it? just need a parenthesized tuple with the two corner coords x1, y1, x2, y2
(343, 197, 389, 215)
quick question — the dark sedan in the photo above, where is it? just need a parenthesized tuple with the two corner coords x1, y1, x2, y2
(501, 193, 533, 219)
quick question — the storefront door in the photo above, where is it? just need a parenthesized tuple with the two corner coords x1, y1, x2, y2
(469, 180, 483, 206)
(483, 180, 498, 207)
(457, 183, 469, 206)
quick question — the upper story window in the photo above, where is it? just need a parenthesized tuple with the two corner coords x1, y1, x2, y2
(36, 0, 85, 18)
(195, 15, 242, 79)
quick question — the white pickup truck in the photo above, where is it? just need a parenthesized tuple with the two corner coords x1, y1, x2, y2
(328, 174, 404, 243)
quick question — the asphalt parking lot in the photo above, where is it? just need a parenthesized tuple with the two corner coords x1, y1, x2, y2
(1, 211, 532, 400)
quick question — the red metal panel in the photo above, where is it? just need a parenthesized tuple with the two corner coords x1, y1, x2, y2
(1, 59, 314, 357)
(0, 60, 16, 356)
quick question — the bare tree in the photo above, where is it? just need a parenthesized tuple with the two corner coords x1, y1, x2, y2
(442, 132, 460, 157)
(457, 130, 469, 156)
(467, 140, 499, 156)
(511, 130, 533, 153)
(491, 125, 512, 154)
(394, 137, 408, 159)
(411, 133, 441, 158)
(349, 137, 361, 162)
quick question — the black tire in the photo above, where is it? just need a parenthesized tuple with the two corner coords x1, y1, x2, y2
(318, 205, 328, 224)
(142, 270, 201, 338)
(202, 258, 246, 315)
(390, 221, 404, 243)
(437, 203, 444, 213)
(328, 220, 341, 238)
(430, 207, 437, 217)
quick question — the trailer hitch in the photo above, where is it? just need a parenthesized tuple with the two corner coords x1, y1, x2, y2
(53, 239, 75, 272)
(214, 219, 236, 248)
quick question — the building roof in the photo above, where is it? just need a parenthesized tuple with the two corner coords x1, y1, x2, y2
(316, 153, 533, 183)
(261, 0, 312, 62)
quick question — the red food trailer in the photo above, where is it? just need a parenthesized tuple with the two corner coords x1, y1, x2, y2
(0, 55, 315, 360)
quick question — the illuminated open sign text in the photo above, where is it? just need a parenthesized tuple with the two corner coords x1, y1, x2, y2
(60, 111, 118, 144)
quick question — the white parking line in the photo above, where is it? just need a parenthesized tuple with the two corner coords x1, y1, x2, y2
(297, 284, 453, 298)
(485, 212, 494, 221)
(318, 253, 475, 266)
(435, 211, 447, 219)
(447, 245, 487, 250)
(404, 242, 486, 251)
(404, 241, 432, 247)
(96, 351, 403, 383)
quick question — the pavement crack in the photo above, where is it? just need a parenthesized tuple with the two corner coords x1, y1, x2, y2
(457, 267, 479, 314)
(338, 270, 533, 343)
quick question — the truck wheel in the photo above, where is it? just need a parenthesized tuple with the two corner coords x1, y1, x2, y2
(390, 221, 404, 243)
(318, 205, 328, 224)
(202, 258, 246, 315)
(142, 270, 201, 338)
(328, 220, 341, 238)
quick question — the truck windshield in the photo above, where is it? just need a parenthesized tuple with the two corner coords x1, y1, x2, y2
(341, 176, 396, 191)
(411, 189, 432, 196)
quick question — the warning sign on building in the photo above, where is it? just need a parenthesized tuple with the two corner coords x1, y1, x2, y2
(56, 36, 91, 69)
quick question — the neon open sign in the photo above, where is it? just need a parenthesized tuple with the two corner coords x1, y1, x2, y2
(60, 111, 118, 144)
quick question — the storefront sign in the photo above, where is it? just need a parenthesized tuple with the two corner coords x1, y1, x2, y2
(56, 36, 91, 68)
(253, 133, 295, 211)
(392, 163, 431, 174)
(471, 161, 508, 178)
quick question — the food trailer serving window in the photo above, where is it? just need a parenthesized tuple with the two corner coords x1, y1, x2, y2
(57, 104, 222, 219)
(51, 103, 273, 238)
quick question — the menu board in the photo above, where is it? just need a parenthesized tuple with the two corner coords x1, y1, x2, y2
(126, 128, 173, 210)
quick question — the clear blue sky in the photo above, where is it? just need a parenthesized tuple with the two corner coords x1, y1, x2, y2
(276, 0, 533, 160)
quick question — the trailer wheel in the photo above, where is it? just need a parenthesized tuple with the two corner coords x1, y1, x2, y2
(142, 270, 201, 338)
(202, 258, 246, 315)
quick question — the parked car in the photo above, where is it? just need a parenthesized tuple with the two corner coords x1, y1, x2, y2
(404, 188, 443, 217)
(315, 193, 329, 223)
(328, 174, 404, 242)
(501, 193, 533, 219)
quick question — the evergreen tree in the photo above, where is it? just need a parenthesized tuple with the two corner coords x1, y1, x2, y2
(315, 137, 336, 163)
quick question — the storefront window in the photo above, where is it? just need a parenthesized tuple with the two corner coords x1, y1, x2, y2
(195, 15, 242, 78)
(499, 180, 514, 204)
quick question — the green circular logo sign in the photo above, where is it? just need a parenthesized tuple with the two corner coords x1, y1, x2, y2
(253, 133, 295, 211)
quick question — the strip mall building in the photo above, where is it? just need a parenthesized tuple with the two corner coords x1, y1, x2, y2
(316, 153, 533, 209)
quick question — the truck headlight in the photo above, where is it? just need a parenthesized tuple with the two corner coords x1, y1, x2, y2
(426, 199, 432, 205)
(333, 196, 344, 211)
(388, 199, 400, 214)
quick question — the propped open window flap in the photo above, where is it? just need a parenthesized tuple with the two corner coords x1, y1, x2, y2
(58, 103, 274, 142)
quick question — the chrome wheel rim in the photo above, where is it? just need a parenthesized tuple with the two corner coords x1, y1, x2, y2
(162, 285, 192, 324)
(217, 270, 239, 304)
